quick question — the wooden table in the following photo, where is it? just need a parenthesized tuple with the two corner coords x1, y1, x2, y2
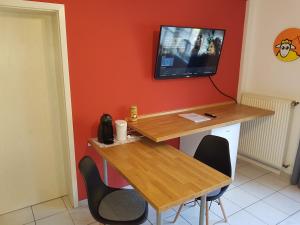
(89, 138, 231, 225)
(127, 102, 274, 142)
(90, 102, 274, 225)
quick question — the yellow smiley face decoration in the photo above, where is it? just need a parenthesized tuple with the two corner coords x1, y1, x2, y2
(273, 28, 300, 62)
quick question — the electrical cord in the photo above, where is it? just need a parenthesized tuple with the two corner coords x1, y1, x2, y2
(208, 76, 237, 103)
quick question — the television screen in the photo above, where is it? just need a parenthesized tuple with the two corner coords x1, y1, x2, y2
(155, 26, 225, 79)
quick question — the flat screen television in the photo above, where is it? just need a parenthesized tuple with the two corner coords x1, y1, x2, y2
(155, 26, 225, 79)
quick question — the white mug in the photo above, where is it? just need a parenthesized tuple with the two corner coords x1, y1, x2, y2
(115, 120, 127, 142)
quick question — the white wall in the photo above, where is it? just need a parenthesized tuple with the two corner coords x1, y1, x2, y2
(239, 0, 300, 174)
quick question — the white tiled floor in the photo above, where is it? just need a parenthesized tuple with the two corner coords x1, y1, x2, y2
(32, 198, 66, 220)
(1, 159, 300, 225)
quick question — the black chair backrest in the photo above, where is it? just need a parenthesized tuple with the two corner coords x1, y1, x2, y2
(194, 135, 231, 178)
(79, 156, 107, 220)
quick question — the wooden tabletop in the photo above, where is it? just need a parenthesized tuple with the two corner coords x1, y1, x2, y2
(127, 102, 274, 142)
(89, 138, 231, 212)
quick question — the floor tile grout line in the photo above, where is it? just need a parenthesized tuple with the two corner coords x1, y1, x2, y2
(0, 196, 68, 221)
(252, 173, 291, 190)
(148, 206, 194, 225)
(170, 201, 224, 225)
(227, 180, 299, 225)
(30, 206, 36, 222)
(254, 181, 290, 192)
(225, 173, 273, 202)
(209, 201, 234, 221)
(178, 214, 193, 225)
(146, 218, 153, 225)
(179, 205, 229, 225)
(33, 210, 68, 223)
(61, 196, 76, 225)
(232, 174, 269, 188)
(261, 191, 300, 216)
(147, 218, 154, 225)
(224, 169, 288, 221)
(22, 222, 37, 225)
(244, 199, 289, 225)
(165, 211, 192, 225)
(211, 197, 244, 218)
(248, 179, 300, 222)
(231, 169, 292, 197)
(277, 189, 300, 204)
(275, 208, 300, 225)
(31, 195, 68, 208)
(62, 196, 72, 210)
(28, 197, 71, 224)
(238, 186, 276, 200)
(223, 182, 290, 223)
(236, 161, 252, 169)
(241, 185, 279, 201)
(212, 163, 294, 224)
(243, 169, 300, 210)
(224, 198, 268, 225)
(236, 162, 291, 183)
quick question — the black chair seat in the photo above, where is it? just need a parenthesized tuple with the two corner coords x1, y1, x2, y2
(79, 156, 148, 225)
(195, 188, 223, 202)
(99, 189, 147, 221)
(207, 188, 221, 198)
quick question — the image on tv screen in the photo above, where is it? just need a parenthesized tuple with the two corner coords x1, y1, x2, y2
(155, 26, 225, 79)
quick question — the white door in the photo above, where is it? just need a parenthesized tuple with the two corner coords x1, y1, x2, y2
(0, 8, 70, 214)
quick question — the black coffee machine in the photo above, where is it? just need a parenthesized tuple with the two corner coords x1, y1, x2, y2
(98, 114, 114, 144)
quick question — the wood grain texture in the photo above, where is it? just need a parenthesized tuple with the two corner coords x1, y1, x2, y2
(127, 103, 274, 142)
(89, 138, 231, 212)
(135, 101, 234, 119)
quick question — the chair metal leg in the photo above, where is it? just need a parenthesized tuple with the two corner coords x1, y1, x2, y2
(172, 204, 184, 223)
(205, 201, 209, 225)
(199, 195, 206, 225)
(219, 198, 227, 223)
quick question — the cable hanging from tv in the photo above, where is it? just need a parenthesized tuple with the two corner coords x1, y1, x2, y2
(208, 76, 237, 103)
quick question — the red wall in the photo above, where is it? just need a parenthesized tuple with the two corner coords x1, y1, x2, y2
(34, 0, 246, 200)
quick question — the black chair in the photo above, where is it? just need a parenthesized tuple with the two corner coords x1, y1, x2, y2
(173, 135, 231, 225)
(79, 156, 148, 225)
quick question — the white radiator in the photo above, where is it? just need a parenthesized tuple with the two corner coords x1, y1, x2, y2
(239, 93, 293, 170)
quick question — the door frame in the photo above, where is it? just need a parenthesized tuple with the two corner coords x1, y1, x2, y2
(0, 0, 78, 207)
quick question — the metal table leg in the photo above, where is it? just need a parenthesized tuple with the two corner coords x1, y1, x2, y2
(199, 195, 207, 225)
(103, 159, 108, 185)
(157, 211, 162, 225)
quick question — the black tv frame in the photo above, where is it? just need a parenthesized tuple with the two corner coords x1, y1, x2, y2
(154, 25, 226, 80)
